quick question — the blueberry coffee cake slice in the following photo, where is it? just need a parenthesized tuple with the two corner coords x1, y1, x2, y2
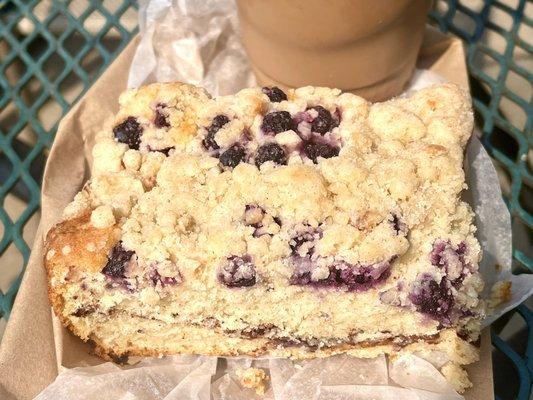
(45, 82, 484, 392)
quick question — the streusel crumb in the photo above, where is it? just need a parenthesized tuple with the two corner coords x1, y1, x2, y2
(236, 367, 268, 395)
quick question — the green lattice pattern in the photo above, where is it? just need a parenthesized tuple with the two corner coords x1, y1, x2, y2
(0, 0, 138, 319)
(431, 0, 532, 275)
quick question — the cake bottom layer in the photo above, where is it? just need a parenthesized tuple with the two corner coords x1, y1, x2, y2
(54, 307, 478, 392)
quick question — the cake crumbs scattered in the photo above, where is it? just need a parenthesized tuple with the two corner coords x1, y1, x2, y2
(488, 280, 512, 309)
(236, 367, 268, 395)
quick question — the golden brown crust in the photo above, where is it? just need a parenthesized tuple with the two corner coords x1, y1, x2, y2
(44, 214, 120, 339)
(45, 213, 120, 278)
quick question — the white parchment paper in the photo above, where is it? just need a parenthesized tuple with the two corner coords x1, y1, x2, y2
(35, 0, 532, 398)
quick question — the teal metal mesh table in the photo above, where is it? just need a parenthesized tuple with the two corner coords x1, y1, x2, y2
(0, 1, 531, 399)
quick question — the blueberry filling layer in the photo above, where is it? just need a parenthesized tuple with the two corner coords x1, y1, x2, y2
(290, 256, 396, 292)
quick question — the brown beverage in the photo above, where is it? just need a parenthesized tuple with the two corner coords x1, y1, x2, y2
(237, 0, 432, 101)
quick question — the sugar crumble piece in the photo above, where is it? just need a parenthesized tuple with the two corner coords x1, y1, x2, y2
(236, 367, 268, 395)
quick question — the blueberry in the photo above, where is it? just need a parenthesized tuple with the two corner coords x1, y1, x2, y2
(113, 117, 143, 150)
(456, 241, 467, 255)
(219, 144, 246, 168)
(262, 86, 287, 103)
(203, 115, 230, 150)
(218, 255, 256, 287)
(429, 240, 470, 285)
(261, 111, 295, 135)
(255, 143, 287, 167)
(309, 106, 333, 134)
(409, 276, 455, 324)
(429, 240, 448, 267)
(339, 261, 392, 291)
(102, 242, 135, 278)
(154, 104, 170, 128)
(303, 140, 339, 163)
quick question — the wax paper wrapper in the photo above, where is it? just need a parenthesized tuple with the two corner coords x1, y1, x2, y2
(26, 0, 532, 399)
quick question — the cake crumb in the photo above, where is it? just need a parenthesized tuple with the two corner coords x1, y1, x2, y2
(488, 280, 512, 309)
(236, 367, 268, 395)
(90, 205, 116, 229)
(441, 362, 472, 393)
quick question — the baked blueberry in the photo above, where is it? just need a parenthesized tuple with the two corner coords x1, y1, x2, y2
(255, 143, 287, 167)
(219, 144, 246, 168)
(309, 106, 333, 134)
(409, 276, 455, 324)
(261, 111, 295, 134)
(113, 117, 143, 150)
(262, 86, 287, 103)
(303, 140, 339, 163)
(203, 115, 230, 150)
(102, 242, 135, 278)
(338, 261, 392, 292)
(429, 240, 470, 285)
(218, 255, 256, 287)
(154, 104, 170, 128)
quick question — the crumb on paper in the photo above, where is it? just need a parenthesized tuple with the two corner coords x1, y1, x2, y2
(441, 362, 472, 393)
(494, 263, 502, 272)
(489, 280, 512, 309)
(236, 367, 268, 395)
